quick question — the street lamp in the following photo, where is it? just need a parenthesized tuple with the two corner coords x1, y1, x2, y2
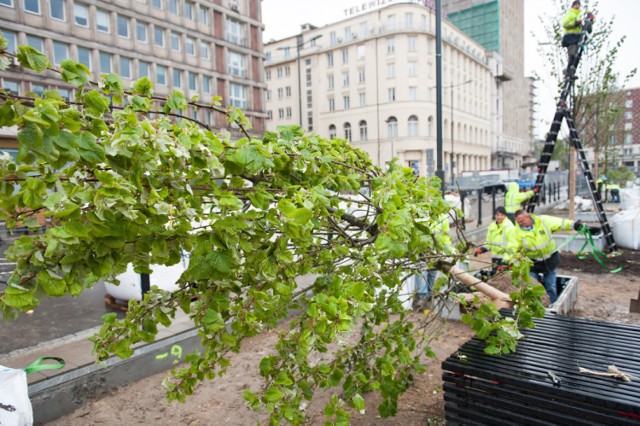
(278, 34, 322, 127)
(446, 79, 473, 184)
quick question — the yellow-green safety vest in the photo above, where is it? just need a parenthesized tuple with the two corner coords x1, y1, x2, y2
(485, 219, 515, 259)
(506, 214, 574, 262)
(504, 183, 534, 214)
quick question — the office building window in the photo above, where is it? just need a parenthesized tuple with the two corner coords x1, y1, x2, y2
(266, 90, 271, 101)
(405, 12, 413, 28)
(277, 88, 283, 99)
(168, 0, 177, 14)
(200, 41, 209, 59)
(359, 120, 367, 141)
(328, 97, 335, 111)
(52, 41, 69, 66)
(388, 88, 396, 102)
(387, 62, 395, 78)
(139, 61, 150, 77)
(229, 83, 247, 108)
(265, 70, 271, 81)
(408, 115, 418, 136)
(154, 27, 165, 47)
(30, 83, 46, 96)
(186, 37, 195, 55)
(408, 85, 417, 100)
(188, 72, 196, 91)
(327, 52, 333, 67)
(408, 61, 417, 76)
(156, 65, 167, 85)
(387, 14, 396, 30)
(387, 38, 395, 53)
(357, 45, 365, 60)
(359, 92, 365, 107)
(3, 80, 20, 95)
(342, 71, 349, 87)
(3, 31, 16, 54)
(344, 122, 352, 141)
(358, 68, 365, 83)
(327, 74, 334, 89)
(626, 99, 633, 108)
(408, 35, 417, 52)
(26, 35, 44, 51)
(285, 65, 290, 76)
(74, 3, 88, 26)
(286, 107, 292, 118)
(77, 46, 91, 69)
(24, 0, 39, 14)
(277, 67, 282, 78)
(96, 9, 110, 33)
(173, 68, 182, 88)
(266, 110, 272, 120)
(387, 116, 398, 138)
(99, 51, 112, 73)
(50, 0, 65, 20)
(184, 1, 194, 19)
(343, 95, 350, 110)
(202, 75, 211, 93)
(171, 31, 180, 51)
(225, 18, 245, 45)
(329, 31, 337, 46)
(0, 0, 14, 7)
(228, 51, 246, 77)
(285, 86, 291, 97)
(428, 116, 433, 137)
(199, 6, 209, 25)
(152, 0, 162, 8)
(136, 22, 148, 42)
(57, 87, 71, 100)
(117, 15, 129, 38)
(342, 48, 349, 64)
(120, 56, 131, 78)
(329, 124, 336, 139)
(278, 108, 284, 119)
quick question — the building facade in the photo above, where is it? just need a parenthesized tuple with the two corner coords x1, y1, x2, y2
(582, 87, 640, 175)
(443, 0, 534, 170)
(265, 2, 493, 180)
(0, 0, 266, 155)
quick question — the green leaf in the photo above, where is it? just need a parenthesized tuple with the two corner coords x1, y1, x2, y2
(202, 309, 225, 332)
(77, 131, 106, 164)
(16, 45, 50, 72)
(60, 59, 90, 87)
(82, 90, 111, 117)
(132, 77, 154, 97)
(263, 386, 283, 403)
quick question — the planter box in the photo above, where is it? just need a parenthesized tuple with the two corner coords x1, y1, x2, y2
(553, 232, 605, 253)
(438, 274, 578, 320)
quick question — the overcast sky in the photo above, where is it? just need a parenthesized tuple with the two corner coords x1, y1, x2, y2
(262, 0, 640, 139)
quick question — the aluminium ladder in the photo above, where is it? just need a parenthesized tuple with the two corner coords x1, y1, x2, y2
(526, 14, 616, 252)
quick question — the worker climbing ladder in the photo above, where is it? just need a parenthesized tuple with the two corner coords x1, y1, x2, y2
(526, 13, 617, 252)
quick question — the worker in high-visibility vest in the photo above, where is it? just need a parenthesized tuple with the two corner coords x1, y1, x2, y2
(474, 206, 514, 274)
(596, 175, 607, 201)
(504, 182, 534, 224)
(505, 210, 597, 303)
(413, 212, 452, 311)
(606, 182, 621, 203)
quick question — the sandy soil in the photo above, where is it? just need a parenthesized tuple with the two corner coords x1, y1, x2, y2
(48, 251, 640, 426)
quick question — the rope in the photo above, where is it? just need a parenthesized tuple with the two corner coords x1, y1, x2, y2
(578, 365, 638, 382)
(553, 227, 622, 273)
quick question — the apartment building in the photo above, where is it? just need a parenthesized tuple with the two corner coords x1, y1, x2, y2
(0, 0, 266, 155)
(265, 2, 493, 180)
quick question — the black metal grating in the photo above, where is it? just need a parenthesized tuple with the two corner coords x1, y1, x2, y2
(442, 314, 640, 425)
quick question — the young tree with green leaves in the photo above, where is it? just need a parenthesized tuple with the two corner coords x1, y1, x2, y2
(0, 37, 545, 424)
(534, 0, 636, 179)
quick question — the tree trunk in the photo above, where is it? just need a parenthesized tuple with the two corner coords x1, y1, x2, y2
(448, 265, 512, 309)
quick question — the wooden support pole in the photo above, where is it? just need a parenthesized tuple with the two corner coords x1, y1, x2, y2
(448, 265, 513, 309)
